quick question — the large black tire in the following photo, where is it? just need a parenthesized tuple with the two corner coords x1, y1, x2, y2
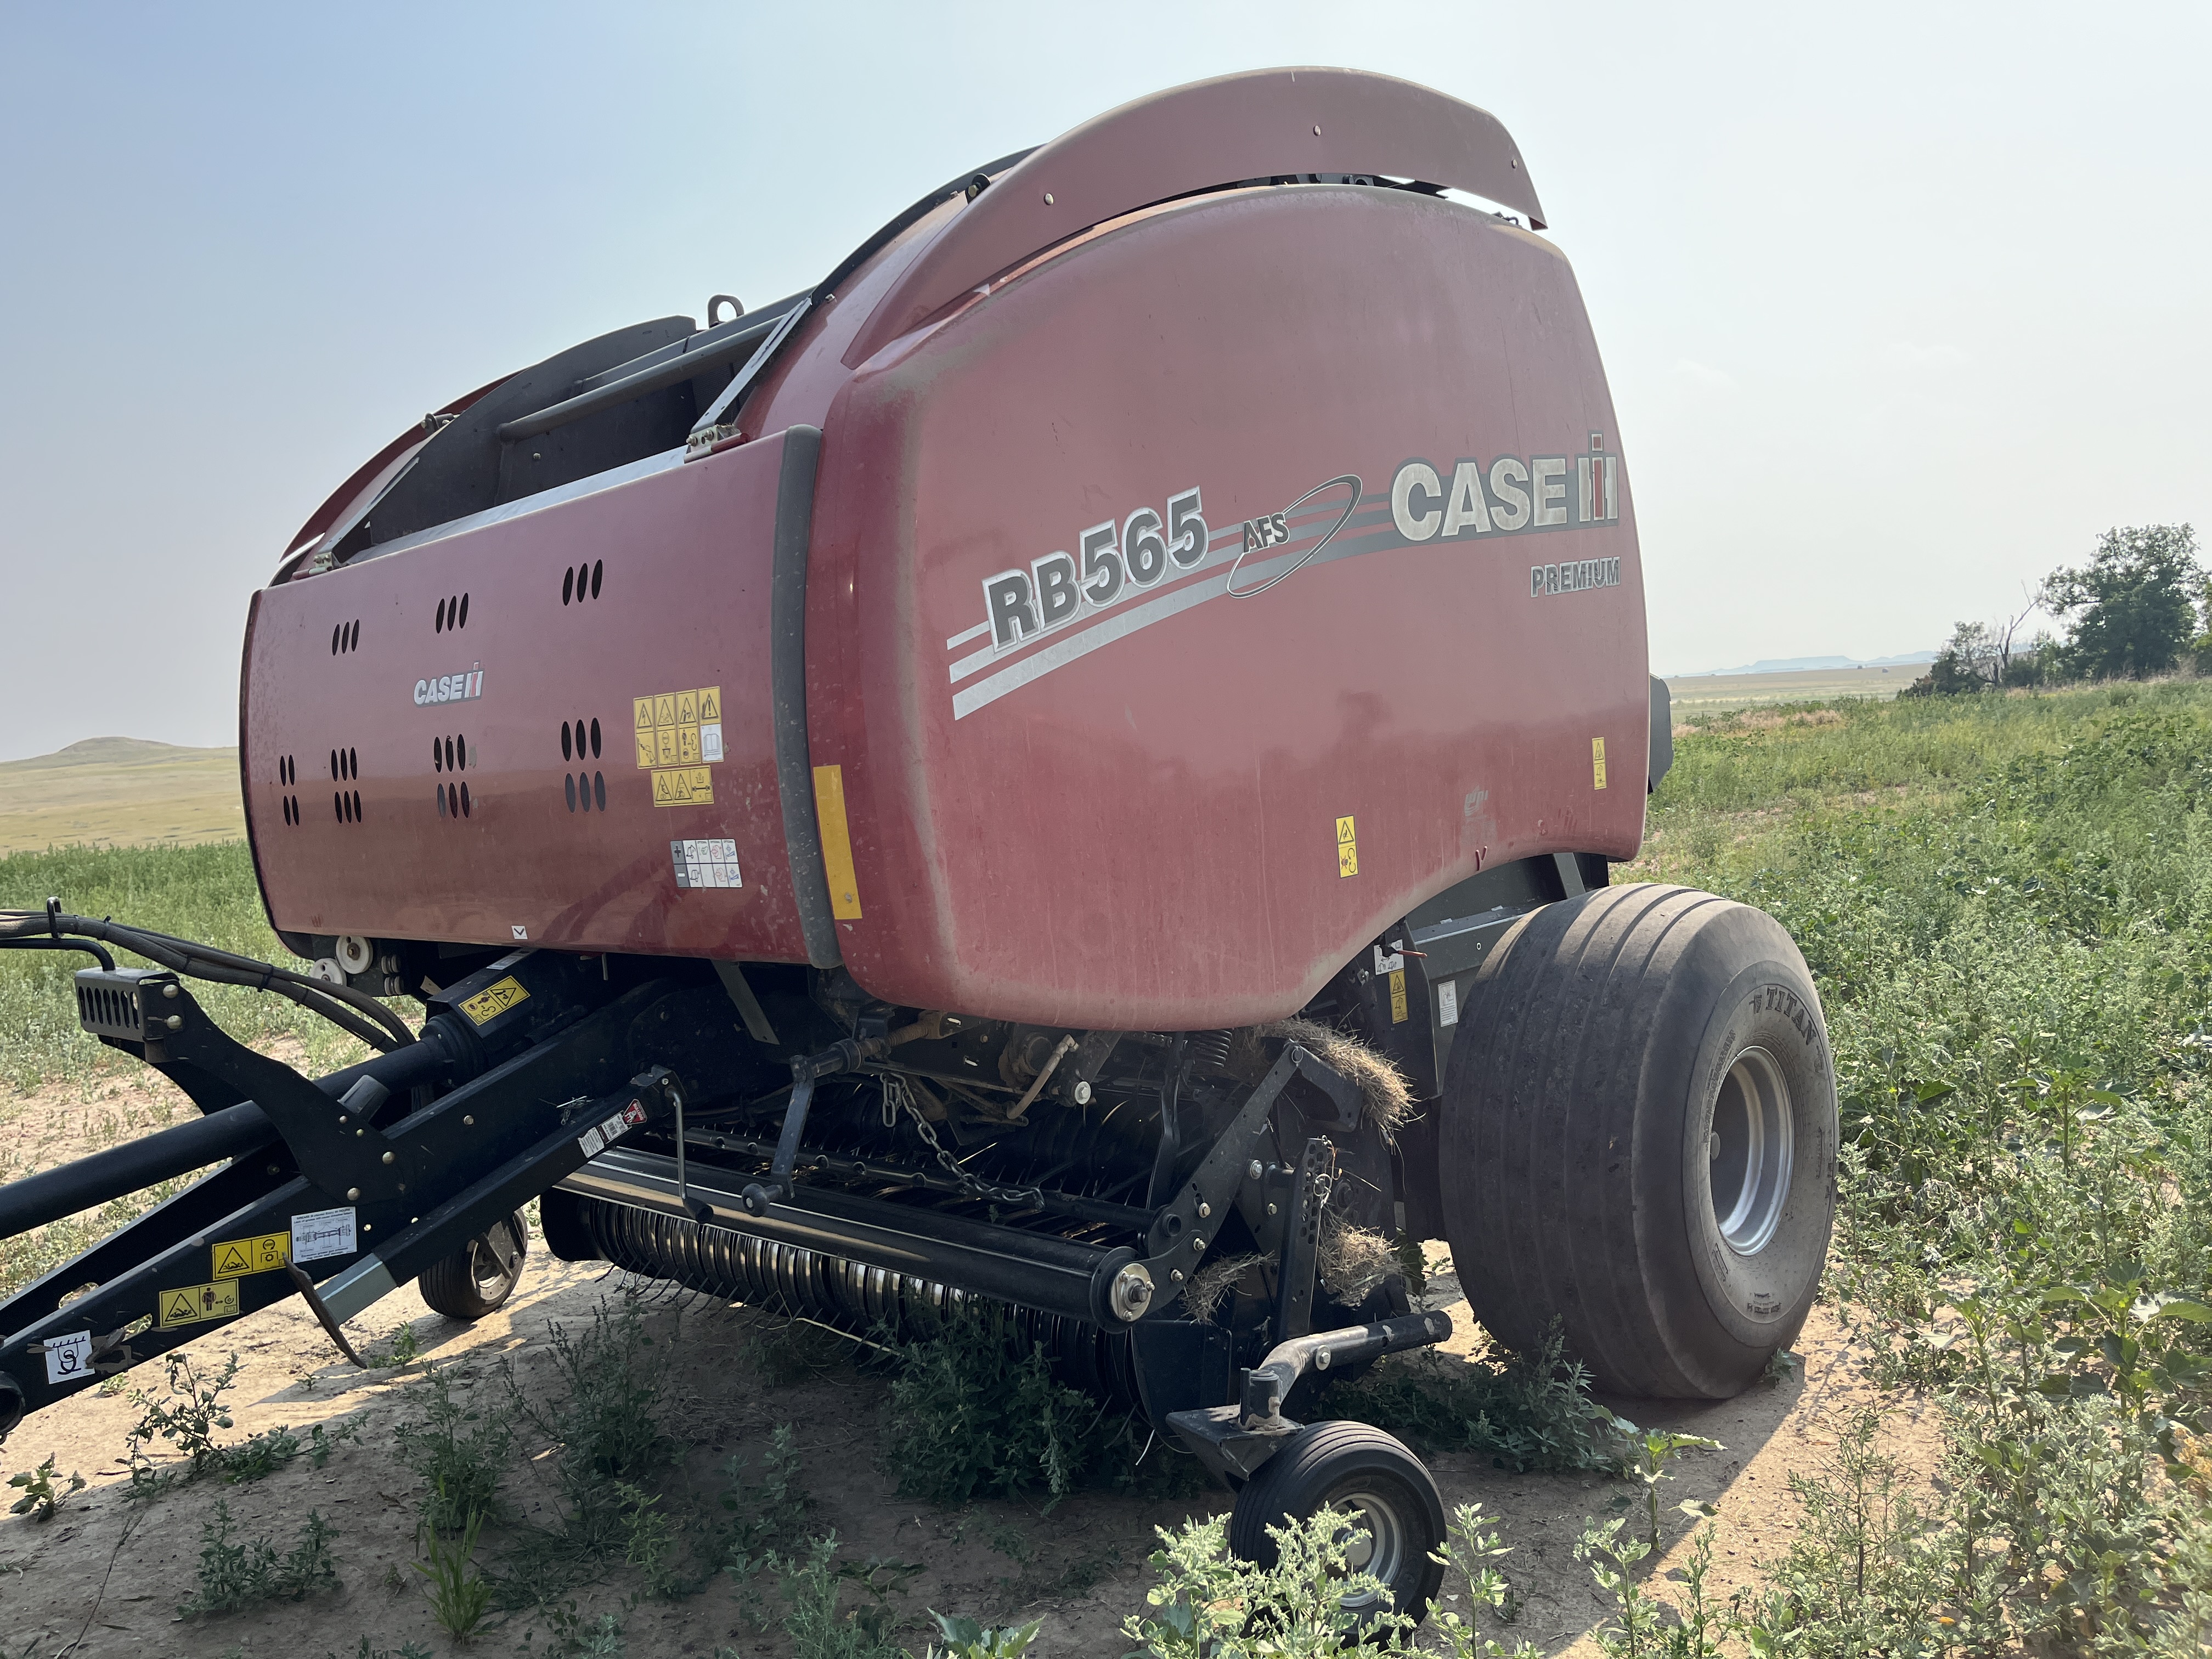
(418, 1211, 529, 1321)
(1441, 884, 1836, 1399)
(1229, 1420, 1447, 1627)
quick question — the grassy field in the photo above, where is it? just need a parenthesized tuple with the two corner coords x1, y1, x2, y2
(0, 736, 245, 857)
(4, 683, 2211, 1651)
(1663, 663, 1918, 711)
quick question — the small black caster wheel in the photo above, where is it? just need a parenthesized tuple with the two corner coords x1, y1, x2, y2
(1228, 1419, 1447, 1628)
(418, 1210, 529, 1320)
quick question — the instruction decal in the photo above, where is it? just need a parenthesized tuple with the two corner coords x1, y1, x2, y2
(1437, 980, 1460, 1027)
(41, 1330, 92, 1385)
(459, 975, 530, 1026)
(157, 1279, 240, 1330)
(212, 1231, 291, 1281)
(672, 839, 742, 889)
(651, 766, 714, 807)
(1336, 816, 1358, 878)
(1592, 737, 1608, 791)
(291, 1206, 357, 1265)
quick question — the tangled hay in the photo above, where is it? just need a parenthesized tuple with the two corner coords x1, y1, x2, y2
(1182, 1252, 1264, 1324)
(1316, 1212, 1395, 1299)
(1262, 1017, 1413, 1141)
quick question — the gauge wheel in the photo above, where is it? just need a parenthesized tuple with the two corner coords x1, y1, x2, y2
(1228, 1420, 1447, 1629)
(419, 1210, 530, 1321)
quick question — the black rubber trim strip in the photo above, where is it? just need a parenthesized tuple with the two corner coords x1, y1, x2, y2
(812, 147, 1037, 303)
(770, 425, 839, 968)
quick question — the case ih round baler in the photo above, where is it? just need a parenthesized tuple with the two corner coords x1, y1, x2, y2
(1, 69, 1835, 1622)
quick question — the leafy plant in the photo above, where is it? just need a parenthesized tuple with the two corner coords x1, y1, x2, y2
(718, 1420, 809, 1570)
(1425, 1502, 1540, 1659)
(328, 1636, 436, 1659)
(124, 1350, 240, 1493)
(414, 1510, 494, 1641)
(395, 1365, 513, 1535)
(7, 1453, 83, 1520)
(1622, 1428, 1724, 1551)
(178, 1500, 340, 1615)
(771, 1533, 907, 1659)
(1315, 1320, 1633, 1474)
(1120, 1506, 1407, 1657)
(916, 1609, 1044, 1658)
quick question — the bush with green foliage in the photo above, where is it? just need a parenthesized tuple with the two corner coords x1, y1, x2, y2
(177, 1499, 340, 1616)
(2044, 523, 2203, 681)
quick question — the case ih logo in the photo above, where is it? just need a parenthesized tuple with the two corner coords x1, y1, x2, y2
(1387, 433, 1618, 545)
(412, 667, 484, 707)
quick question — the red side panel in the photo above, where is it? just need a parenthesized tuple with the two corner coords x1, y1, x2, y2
(243, 431, 810, 962)
(807, 185, 1647, 1028)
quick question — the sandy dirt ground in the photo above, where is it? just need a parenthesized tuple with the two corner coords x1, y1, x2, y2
(1, 1077, 1938, 1658)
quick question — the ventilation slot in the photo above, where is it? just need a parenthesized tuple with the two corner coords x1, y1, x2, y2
(561, 559, 606, 605)
(435, 592, 472, 634)
(330, 619, 362, 654)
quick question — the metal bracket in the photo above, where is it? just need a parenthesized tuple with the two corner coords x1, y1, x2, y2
(1135, 1042, 1354, 1317)
(1274, 1137, 1335, 1341)
(1164, 1308, 1453, 1485)
(741, 1039, 868, 1215)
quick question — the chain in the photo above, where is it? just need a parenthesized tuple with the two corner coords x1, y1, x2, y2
(883, 1074, 1045, 1209)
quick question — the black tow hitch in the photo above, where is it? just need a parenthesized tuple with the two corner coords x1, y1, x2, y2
(0, 952, 675, 1438)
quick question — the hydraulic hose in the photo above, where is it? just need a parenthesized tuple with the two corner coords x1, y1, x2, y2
(0, 902, 413, 1053)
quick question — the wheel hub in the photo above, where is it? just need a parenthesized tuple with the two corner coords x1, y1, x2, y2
(1708, 1046, 1793, 1256)
(1328, 1487, 1408, 1607)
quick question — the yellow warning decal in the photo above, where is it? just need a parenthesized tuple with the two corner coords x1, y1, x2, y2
(1336, 815, 1359, 878)
(1592, 736, 1609, 791)
(212, 1231, 290, 1281)
(652, 767, 714, 808)
(1389, 968, 1409, 1024)
(459, 975, 531, 1026)
(812, 765, 863, 920)
(157, 1279, 240, 1330)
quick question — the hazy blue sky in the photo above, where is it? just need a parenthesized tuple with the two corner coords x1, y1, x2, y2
(2, 2, 2205, 759)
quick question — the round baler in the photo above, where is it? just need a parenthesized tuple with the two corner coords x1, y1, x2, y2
(0, 68, 1835, 1626)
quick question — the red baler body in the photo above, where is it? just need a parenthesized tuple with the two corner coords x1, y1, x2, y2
(241, 70, 1647, 1028)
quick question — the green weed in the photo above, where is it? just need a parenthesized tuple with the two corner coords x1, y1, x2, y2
(5, 1453, 83, 1521)
(394, 1365, 513, 1535)
(177, 1499, 340, 1616)
(916, 1609, 1045, 1657)
(326, 1641, 435, 1659)
(414, 1510, 494, 1641)
(1120, 1505, 1407, 1656)
(1314, 1321, 1632, 1474)
(770, 1533, 911, 1659)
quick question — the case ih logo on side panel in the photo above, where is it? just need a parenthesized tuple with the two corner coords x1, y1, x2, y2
(413, 665, 484, 707)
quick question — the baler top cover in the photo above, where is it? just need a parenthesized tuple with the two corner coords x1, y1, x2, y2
(243, 67, 1647, 1029)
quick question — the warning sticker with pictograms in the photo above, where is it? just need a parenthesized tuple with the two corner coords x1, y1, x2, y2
(458, 975, 531, 1026)
(212, 1231, 291, 1280)
(634, 686, 724, 797)
(157, 1279, 240, 1330)
(651, 766, 714, 808)
(1336, 815, 1359, 878)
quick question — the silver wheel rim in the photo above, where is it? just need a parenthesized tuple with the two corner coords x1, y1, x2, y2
(1709, 1046, 1793, 1256)
(467, 1226, 521, 1301)
(1327, 1487, 1408, 1609)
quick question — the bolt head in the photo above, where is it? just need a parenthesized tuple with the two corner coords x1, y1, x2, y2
(1108, 1262, 1154, 1322)
(1192, 1236, 1205, 1253)
(162, 982, 179, 999)
(462, 1115, 475, 1127)
(381, 1152, 396, 1165)
(165, 1014, 183, 1030)
(1248, 1160, 1263, 1180)
(1316, 1348, 1332, 1369)
(1073, 1079, 1092, 1105)
(1198, 1202, 1211, 1220)
(1170, 1269, 1184, 1283)
(346, 1188, 360, 1202)
(1267, 1203, 1279, 1217)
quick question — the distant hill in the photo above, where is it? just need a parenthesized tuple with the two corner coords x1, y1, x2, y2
(1671, 651, 1937, 678)
(0, 739, 242, 857)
